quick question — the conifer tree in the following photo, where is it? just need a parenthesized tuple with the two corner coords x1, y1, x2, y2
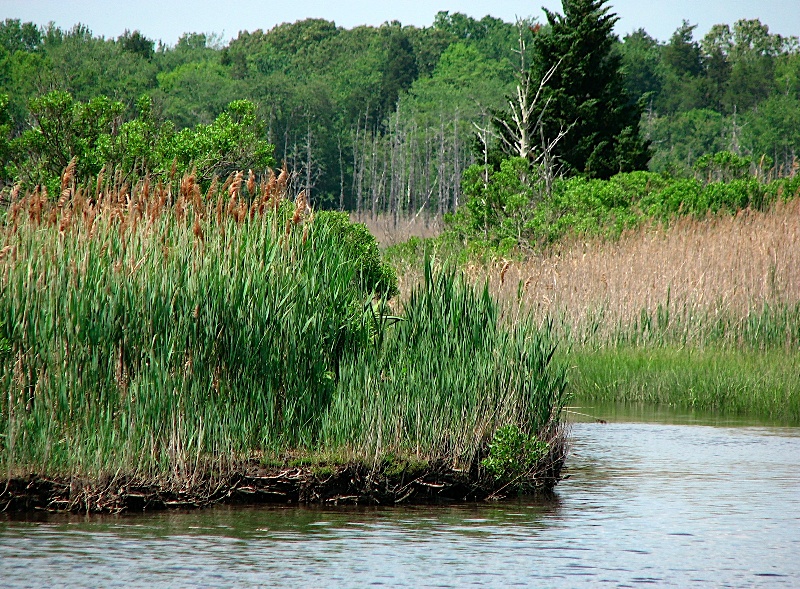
(527, 0, 650, 178)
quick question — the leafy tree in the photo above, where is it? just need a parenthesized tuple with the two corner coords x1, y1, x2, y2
(526, 0, 650, 178)
(618, 29, 663, 105)
(647, 109, 733, 175)
(0, 93, 14, 183)
(743, 94, 800, 174)
(658, 21, 704, 114)
(0, 18, 42, 53)
(379, 27, 418, 119)
(156, 60, 244, 127)
(161, 99, 274, 180)
(118, 29, 155, 60)
(724, 19, 783, 113)
(14, 90, 124, 187)
(402, 42, 509, 126)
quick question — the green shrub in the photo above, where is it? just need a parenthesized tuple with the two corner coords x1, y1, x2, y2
(481, 424, 550, 483)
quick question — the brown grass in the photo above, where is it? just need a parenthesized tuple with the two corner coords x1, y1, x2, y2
(460, 200, 800, 341)
(350, 212, 443, 247)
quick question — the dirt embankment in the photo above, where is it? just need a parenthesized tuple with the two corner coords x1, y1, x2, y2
(1, 451, 566, 514)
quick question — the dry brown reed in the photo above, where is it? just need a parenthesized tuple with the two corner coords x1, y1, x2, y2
(1, 166, 304, 252)
(351, 212, 443, 247)
(464, 200, 800, 342)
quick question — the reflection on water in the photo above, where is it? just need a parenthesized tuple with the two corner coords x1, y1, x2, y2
(2, 405, 799, 588)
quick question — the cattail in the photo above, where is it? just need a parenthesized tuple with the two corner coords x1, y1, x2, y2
(0, 245, 14, 262)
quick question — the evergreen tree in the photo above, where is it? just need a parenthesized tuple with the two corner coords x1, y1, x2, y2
(525, 0, 650, 178)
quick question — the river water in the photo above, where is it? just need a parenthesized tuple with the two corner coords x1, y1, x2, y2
(1, 404, 799, 588)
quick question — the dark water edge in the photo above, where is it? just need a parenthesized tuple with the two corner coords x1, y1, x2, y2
(1, 405, 798, 588)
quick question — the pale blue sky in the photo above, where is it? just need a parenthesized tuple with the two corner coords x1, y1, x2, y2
(2, 0, 799, 46)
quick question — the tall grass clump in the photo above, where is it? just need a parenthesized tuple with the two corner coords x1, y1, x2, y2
(466, 201, 800, 422)
(0, 166, 568, 493)
(325, 259, 568, 471)
(0, 167, 391, 483)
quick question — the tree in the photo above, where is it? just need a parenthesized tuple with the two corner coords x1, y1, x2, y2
(618, 29, 663, 105)
(526, 0, 649, 178)
(379, 26, 418, 120)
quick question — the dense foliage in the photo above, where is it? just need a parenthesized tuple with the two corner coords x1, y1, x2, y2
(2, 7, 798, 215)
(0, 175, 566, 483)
(521, 0, 649, 178)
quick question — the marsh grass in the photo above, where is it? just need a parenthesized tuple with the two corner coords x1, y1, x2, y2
(0, 169, 568, 492)
(463, 201, 800, 422)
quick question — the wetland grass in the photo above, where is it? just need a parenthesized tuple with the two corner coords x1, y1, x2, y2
(0, 169, 568, 511)
(471, 202, 800, 423)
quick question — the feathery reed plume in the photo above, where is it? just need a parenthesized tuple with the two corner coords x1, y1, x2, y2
(59, 156, 77, 207)
(192, 214, 204, 242)
(140, 175, 151, 204)
(180, 170, 196, 202)
(292, 190, 310, 225)
(246, 169, 256, 197)
(205, 175, 218, 202)
(276, 164, 288, 199)
(500, 260, 511, 285)
(215, 195, 224, 226)
(28, 186, 42, 225)
(229, 171, 243, 199)
(95, 167, 105, 199)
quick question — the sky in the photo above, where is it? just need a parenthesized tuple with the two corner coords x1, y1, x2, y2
(2, 0, 800, 46)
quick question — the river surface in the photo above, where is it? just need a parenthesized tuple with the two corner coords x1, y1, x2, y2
(1, 403, 799, 588)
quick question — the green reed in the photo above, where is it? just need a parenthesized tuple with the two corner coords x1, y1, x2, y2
(0, 173, 568, 484)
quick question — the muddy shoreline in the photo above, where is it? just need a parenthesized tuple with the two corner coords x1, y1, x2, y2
(1, 455, 565, 514)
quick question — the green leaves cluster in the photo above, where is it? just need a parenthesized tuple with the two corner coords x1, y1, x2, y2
(451, 156, 800, 253)
(4, 90, 274, 191)
(482, 424, 550, 484)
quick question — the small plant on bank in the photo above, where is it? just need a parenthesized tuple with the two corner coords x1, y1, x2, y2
(482, 424, 550, 487)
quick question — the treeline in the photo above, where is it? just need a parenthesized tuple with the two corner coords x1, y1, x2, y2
(1, 10, 799, 214)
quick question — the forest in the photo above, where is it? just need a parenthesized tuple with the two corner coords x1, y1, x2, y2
(2, 9, 799, 218)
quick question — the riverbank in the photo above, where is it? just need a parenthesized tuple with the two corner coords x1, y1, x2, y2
(1, 441, 567, 513)
(569, 347, 800, 424)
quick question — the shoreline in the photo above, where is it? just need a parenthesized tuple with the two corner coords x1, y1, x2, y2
(1, 451, 566, 514)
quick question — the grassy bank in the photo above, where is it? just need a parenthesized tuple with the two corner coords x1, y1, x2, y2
(569, 347, 800, 422)
(0, 170, 568, 511)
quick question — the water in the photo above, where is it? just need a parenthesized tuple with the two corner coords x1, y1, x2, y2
(2, 404, 799, 588)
